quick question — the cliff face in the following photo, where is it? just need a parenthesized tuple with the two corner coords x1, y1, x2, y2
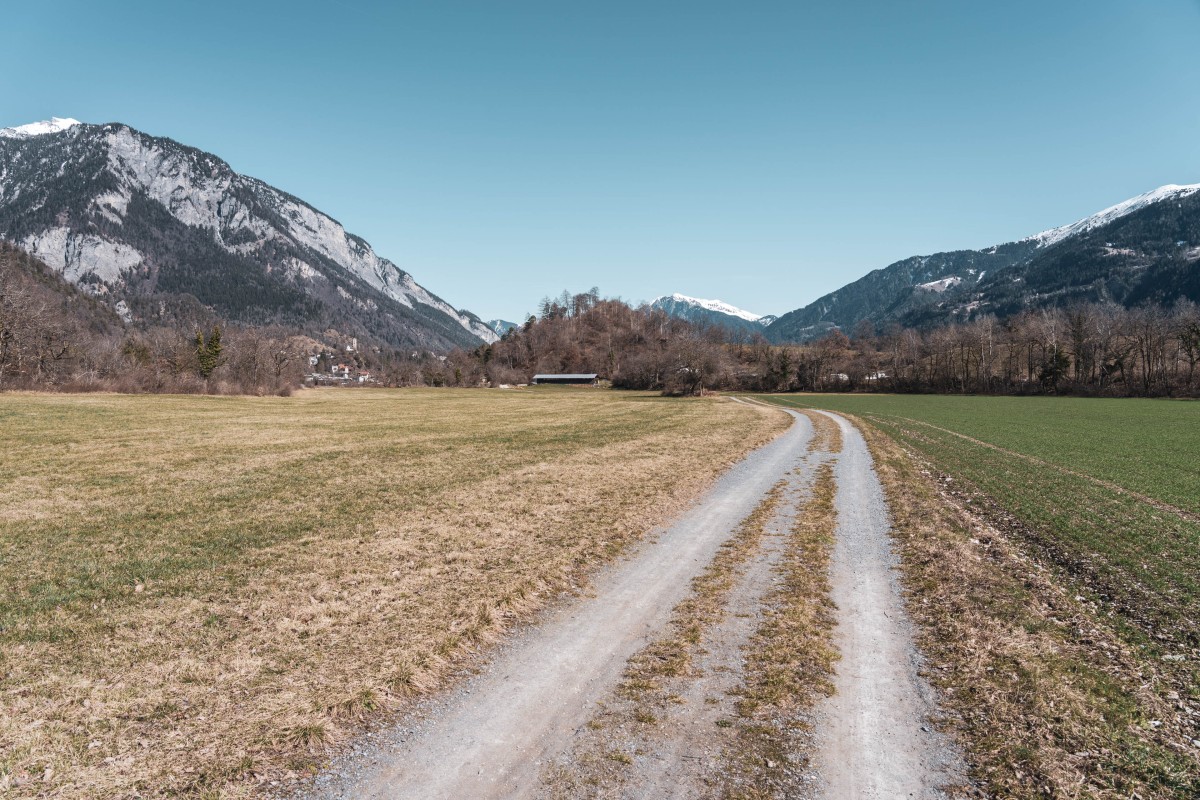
(0, 119, 496, 350)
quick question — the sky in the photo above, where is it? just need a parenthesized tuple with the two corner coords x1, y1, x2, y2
(4, 1, 1200, 322)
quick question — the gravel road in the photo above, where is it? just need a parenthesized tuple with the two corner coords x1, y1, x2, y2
(808, 411, 965, 798)
(289, 405, 964, 799)
(292, 406, 814, 800)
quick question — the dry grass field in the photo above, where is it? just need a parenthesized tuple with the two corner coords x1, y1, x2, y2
(0, 388, 786, 799)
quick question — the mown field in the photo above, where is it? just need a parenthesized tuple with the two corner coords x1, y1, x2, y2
(0, 388, 785, 799)
(756, 393, 1200, 799)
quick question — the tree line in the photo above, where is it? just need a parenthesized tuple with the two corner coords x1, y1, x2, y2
(447, 289, 729, 395)
(757, 301, 1200, 397)
(444, 289, 1200, 397)
(5, 252, 1199, 398)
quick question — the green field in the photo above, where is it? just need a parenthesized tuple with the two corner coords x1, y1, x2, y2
(754, 395, 1200, 514)
(754, 393, 1200, 798)
(756, 394, 1200, 653)
(0, 389, 783, 798)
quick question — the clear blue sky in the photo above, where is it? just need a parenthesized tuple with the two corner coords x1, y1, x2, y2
(5, 1, 1199, 321)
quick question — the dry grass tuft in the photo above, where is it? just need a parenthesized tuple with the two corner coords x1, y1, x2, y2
(797, 410, 842, 455)
(0, 389, 786, 798)
(721, 462, 840, 799)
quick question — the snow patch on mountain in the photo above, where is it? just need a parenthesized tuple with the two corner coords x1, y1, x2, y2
(487, 319, 519, 336)
(1027, 184, 1200, 249)
(0, 118, 81, 139)
(916, 276, 962, 293)
(660, 293, 766, 322)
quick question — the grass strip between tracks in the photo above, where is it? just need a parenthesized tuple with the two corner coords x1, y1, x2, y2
(720, 461, 839, 799)
(540, 480, 787, 796)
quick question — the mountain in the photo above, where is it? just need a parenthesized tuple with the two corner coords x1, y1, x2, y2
(767, 184, 1200, 342)
(651, 293, 773, 336)
(0, 117, 82, 139)
(0, 118, 497, 350)
(486, 319, 520, 336)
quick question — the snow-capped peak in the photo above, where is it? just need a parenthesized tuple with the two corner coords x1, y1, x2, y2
(0, 117, 82, 139)
(1026, 183, 1200, 248)
(662, 293, 765, 322)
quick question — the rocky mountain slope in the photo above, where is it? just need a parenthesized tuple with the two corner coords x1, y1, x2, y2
(651, 293, 774, 336)
(486, 319, 520, 337)
(767, 184, 1200, 342)
(0, 118, 497, 350)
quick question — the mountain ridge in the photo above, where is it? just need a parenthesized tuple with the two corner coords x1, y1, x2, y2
(766, 182, 1200, 342)
(0, 118, 497, 351)
(650, 293, 773, 336)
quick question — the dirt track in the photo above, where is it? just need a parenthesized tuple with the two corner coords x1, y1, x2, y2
(290, 406, 963, 799)
(808, 411, 964, 798)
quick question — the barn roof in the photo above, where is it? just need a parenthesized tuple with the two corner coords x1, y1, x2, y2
(532, 373, 598, 380)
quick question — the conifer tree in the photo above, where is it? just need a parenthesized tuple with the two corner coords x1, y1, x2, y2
(196, 325, 224, 378)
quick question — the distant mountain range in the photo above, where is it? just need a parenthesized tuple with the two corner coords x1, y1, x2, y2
(486, 319, 520, 337)
(766, 184, 1200, 341)
(650, 293, 775, 336)
(4, 117, 1197, 352)
(653, 185, 1199, 343)
(0, 118, 497, 351)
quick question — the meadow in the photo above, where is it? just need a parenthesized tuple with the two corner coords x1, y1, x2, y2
(756, 393, 1200, 798)
(0, 388, 785, 798)
(756, 394, 1200, 650)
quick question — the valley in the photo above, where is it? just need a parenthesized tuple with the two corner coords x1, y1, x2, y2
(5, 4, 1200, 799)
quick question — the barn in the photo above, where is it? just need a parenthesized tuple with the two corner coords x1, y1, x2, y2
(531, 373, 599, 386)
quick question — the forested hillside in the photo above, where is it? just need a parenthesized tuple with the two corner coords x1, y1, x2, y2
(470, 290, 730, 395)
(0, 119, 495, 351)
(0, 243, 307, 394)
(454, 290, 1200, 397)
(767, 185, 1200, 342)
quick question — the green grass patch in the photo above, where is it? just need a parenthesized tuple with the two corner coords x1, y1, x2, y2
(754, 394, 1200, 654)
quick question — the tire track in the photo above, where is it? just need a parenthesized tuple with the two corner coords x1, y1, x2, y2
(289, 407, 966, 799)
(807, 411, 965, 799)
(290, 407, 814, 800)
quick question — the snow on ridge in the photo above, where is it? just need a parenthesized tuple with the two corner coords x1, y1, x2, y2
(663, 293, 765, 322)
(0, 117, 81, 138)
(917, 276, 962, 293)
(1026, 184, 1200, 248)
(94, 125, 497, 343)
